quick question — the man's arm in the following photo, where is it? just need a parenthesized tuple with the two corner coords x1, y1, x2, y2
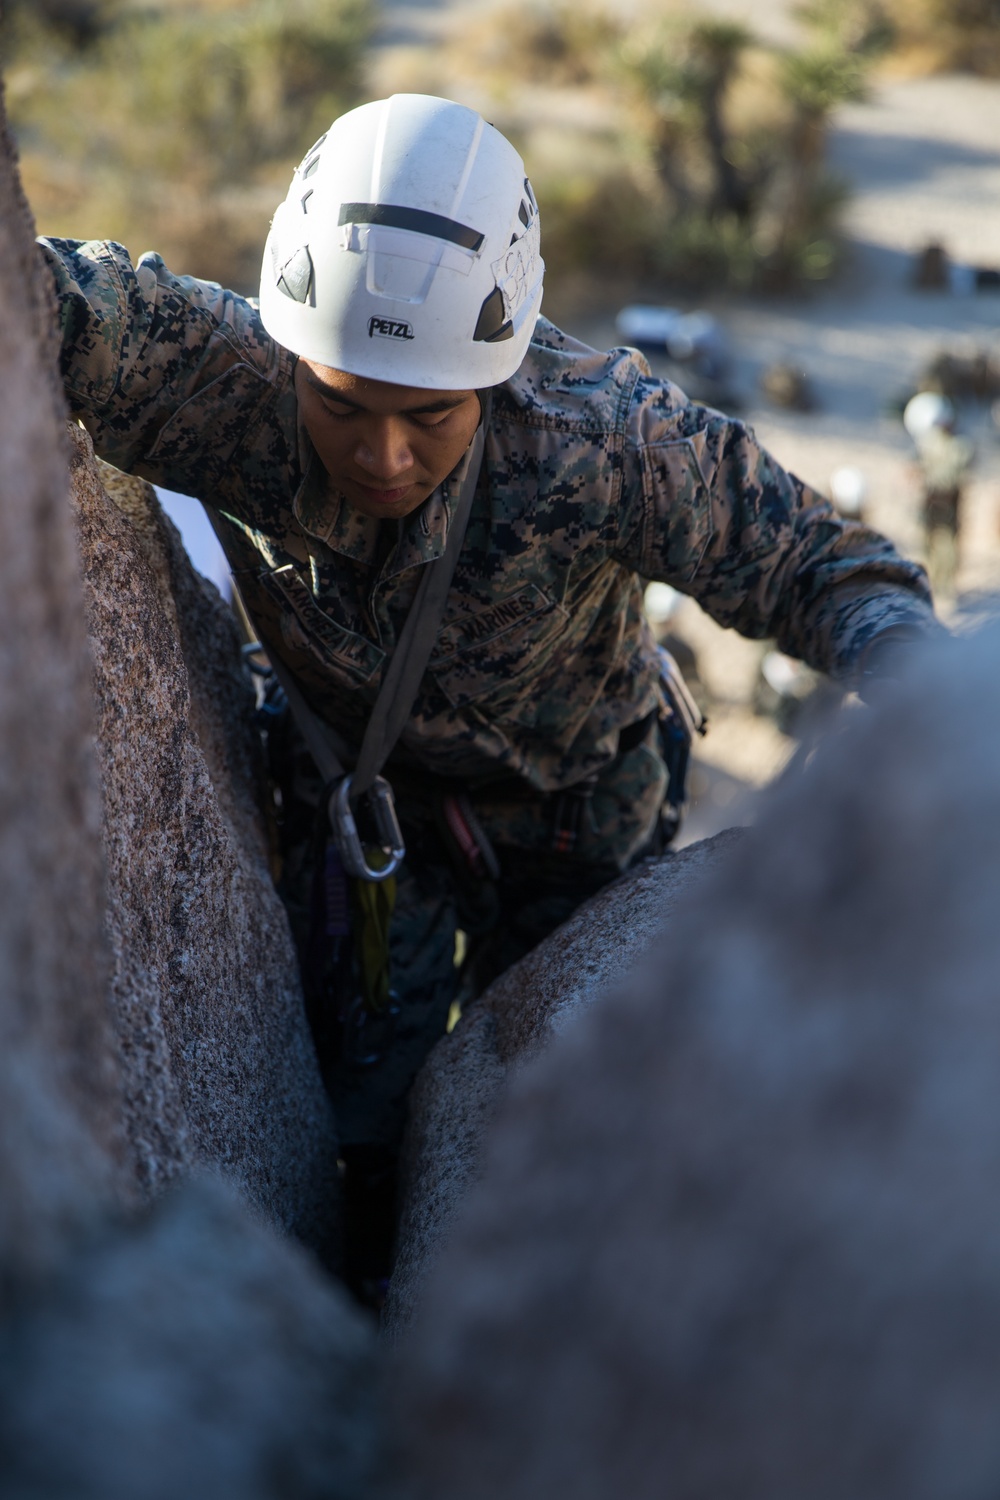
(614, 374, 938, 683)
(38, 238, 280, 496)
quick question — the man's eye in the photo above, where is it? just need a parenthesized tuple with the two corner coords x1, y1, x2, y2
(321, 401, 355, 419)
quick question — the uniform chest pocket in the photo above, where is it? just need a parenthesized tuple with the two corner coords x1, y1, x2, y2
(260, 565, 385, 684)
(431, 584, 570, 714)
(640, 432, 716, 583)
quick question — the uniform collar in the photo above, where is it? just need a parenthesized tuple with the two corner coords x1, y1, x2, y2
(290, 423, 480, 575)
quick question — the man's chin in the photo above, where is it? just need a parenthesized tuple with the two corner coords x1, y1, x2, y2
(344, 480, 428, 519)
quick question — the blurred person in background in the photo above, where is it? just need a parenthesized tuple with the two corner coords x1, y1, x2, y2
(38, 93, 939, 1299)
(904, 391, 975, 601)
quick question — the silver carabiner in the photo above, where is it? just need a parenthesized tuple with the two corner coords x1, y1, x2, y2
(328, 774, 405, 882)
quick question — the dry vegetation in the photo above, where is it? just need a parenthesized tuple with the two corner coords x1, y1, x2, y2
(4, 0, 998, 298)
(2, 0, 371, 293)
(0, 0, 911, 300)
(883, 0, 1000, 77)
(383, 0, 893, 294)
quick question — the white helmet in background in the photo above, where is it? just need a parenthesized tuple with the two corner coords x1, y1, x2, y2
(259, 93, 544, 390)
(829, 464, 867, 519)
(903, 390, 955, 439)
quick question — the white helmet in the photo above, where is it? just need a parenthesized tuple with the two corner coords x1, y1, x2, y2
(259, 94, 544, 390)
(828, 465, 867, 518)
(903, 390, 955, 439)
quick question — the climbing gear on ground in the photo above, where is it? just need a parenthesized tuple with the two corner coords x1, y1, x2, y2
(259, 94, 544, 390)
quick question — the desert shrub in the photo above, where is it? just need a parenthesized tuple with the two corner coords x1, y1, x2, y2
(884, 0, 1000, 74)
(2, 0, 115, 48)
(531, 170, 666, 279)
(534, 4, 879, 293)
(413, 0, 887, 295)
(3, 0, 371, 292)
(3, 0, 903, 300)
(446, 0, 622, 88)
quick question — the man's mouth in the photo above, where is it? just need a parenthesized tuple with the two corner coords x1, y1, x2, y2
(352, 479, 415, 504)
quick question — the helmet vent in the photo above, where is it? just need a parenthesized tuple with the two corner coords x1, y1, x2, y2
(300, 190, 314, 214)
(519, 200, 530, 227)
(303, 155, 321, 180)
(276, 246, 314, 304)
(474, 286, 514, 343)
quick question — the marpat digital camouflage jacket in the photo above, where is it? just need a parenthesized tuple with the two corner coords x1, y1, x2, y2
(40, 237, 936, 867)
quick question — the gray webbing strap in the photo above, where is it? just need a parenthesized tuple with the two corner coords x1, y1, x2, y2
(264, 394, 489, 800)
(351, 399, 489, 798)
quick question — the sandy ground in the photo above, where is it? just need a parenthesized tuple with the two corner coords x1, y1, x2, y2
(371, 0, 1000, 842)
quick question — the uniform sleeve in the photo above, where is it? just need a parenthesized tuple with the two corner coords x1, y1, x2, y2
(37, 237, 281, 494)
(613, 374, 938, 681)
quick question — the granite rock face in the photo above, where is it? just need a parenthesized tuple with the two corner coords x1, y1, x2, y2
(0, 86, 118, 1298)
(72, 436, 339, 1256)
(392, 629, 1000, 1500)
(384, 829, 744, 1335)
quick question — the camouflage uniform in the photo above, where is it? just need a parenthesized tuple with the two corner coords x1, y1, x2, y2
(41, 237, 936, 1152)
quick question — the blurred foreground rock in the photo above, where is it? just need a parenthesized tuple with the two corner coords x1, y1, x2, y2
(0, 1176, 380, 1500)
(392, 629, 1000, 1500)
(383, 828, 744, 1336)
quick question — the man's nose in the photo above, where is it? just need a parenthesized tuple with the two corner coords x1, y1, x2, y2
(354, 420, 413, 479)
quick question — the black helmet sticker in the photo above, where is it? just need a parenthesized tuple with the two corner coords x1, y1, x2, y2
(368, 316, 415, 341)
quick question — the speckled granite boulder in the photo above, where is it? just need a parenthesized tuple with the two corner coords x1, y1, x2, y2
(392, 629, 1000, 1500)
(383, 829, 744, 1336)
(0, 85, 120, 1293)
(71, 430, 339, 1256)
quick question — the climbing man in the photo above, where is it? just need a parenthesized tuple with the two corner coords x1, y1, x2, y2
(40, 93, 938, 1296)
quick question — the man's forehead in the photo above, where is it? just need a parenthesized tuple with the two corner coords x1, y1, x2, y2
(300, 360, 473, 412)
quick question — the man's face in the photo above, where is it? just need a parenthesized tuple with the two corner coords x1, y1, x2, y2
(294, 359, 482, 522)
